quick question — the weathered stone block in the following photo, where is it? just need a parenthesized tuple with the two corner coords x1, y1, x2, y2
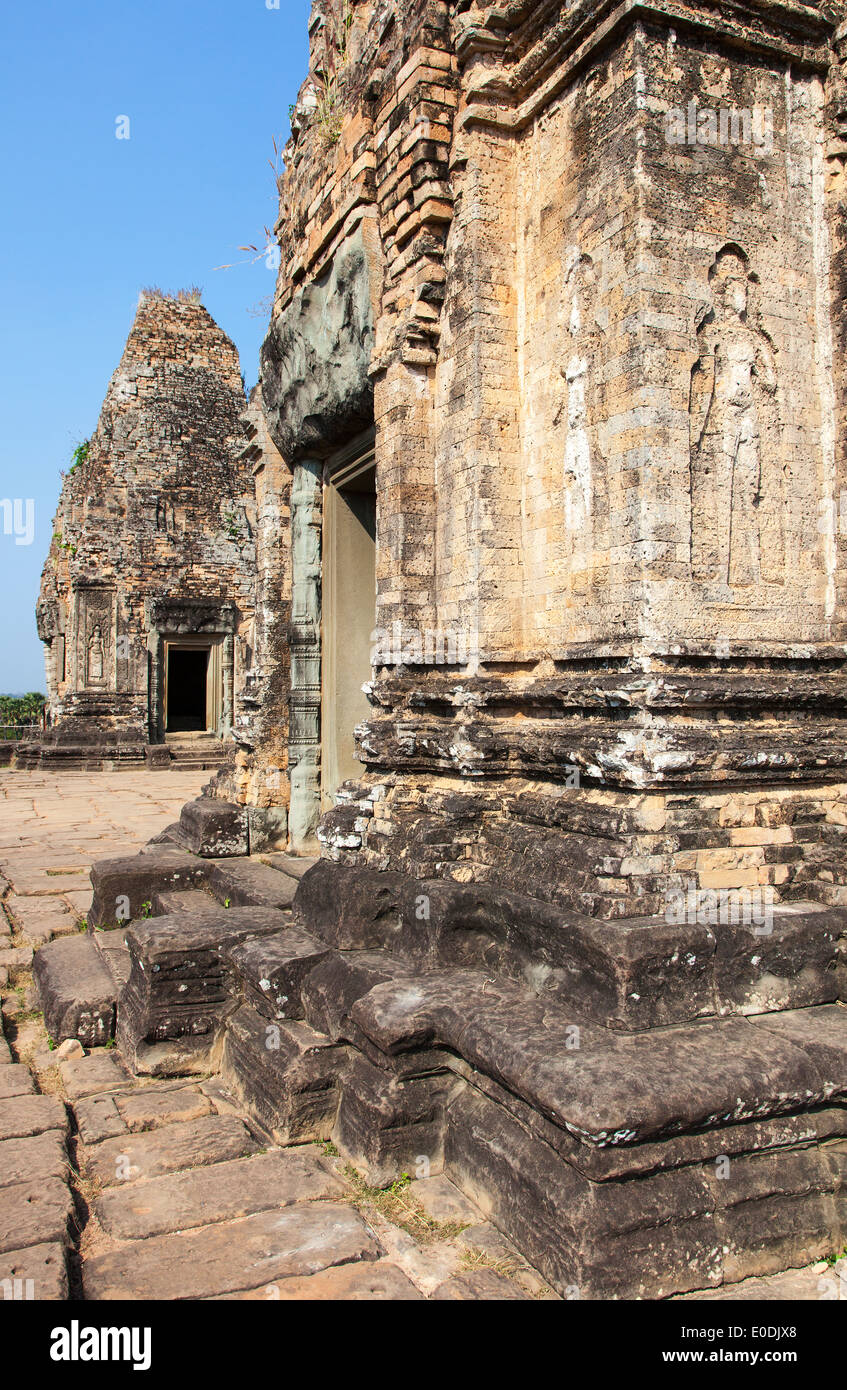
(0, 1095, 68, 1143)
(94, 1148, 345, 1241)
(81, 1114, 255, 1188)
(178, 799, 249, 857)
(221, 1002, 347, 1144)
(33, 934, 117, 1047)
(293, 860, 408, 949)
(228, 928, 332, 1022)
(206, 857, 298, 909)
(89, 850, 207, 929)
(83, 1202, 380, 1301)
(333, 1052, 452, 1188)
(118, 905, 291, 1053)
(0, 1242, 68, 1300)
(0, 1179, 73, 1255)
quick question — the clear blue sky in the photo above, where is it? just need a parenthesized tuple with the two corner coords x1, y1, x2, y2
(0, 0, 312, 693)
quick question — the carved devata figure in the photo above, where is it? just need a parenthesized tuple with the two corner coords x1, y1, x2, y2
(689, 246, 783, 586)
(87, 625, 105, 685)
(559, 249, 608, 587)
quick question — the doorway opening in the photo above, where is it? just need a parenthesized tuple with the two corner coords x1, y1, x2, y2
(321, 449, 377, 809)
(165, 645, 210, 733)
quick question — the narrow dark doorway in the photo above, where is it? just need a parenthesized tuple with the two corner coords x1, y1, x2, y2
(166, 647, 208, 732)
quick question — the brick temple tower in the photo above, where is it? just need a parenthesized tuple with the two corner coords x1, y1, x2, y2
(26, 292, 259, 771)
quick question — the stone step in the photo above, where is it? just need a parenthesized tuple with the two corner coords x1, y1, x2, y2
(445, 1083, 845, 1300)
(168, 755, 227, 771)
(296, 862, 847, 1029)
(227, 928, 332, 1022)
(150, 888, 221, 917)
(300, 949, 418, 1042)
(118, 906, 294, 1064)
(82, 1201, 381, 1300)
(162, 739, 227, 771)
(94, 1147, 346, 1240)
(89, 849, 208, 929)
(33, 934, 117, 1047)
(206, 858, 299, 910)
(80, 1114, 256, 1188)
(352, 972, 847, 1151)
(221, 1002, 347, 1144)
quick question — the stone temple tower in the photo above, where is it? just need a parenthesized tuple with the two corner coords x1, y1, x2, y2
(26, 291, 259, 770)
(56, 0, 847, 1300)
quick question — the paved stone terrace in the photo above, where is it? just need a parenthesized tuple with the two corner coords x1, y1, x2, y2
(0, 769, 844, 1302)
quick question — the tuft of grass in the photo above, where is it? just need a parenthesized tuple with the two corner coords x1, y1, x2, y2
(341, 1164, 470, 1245)
(141, 286, 203, 304)
(459, 1247, 523, 1280)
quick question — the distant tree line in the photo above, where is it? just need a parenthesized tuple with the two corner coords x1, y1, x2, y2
(0, 692, 46, 732)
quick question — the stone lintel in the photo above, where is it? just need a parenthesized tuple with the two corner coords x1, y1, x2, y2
(457, 0, 835, 135)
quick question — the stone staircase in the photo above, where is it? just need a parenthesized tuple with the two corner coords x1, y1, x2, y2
(29, 797, 847, 1300)
(32, 793, 312, 1058)
(160, 734, 230, 771)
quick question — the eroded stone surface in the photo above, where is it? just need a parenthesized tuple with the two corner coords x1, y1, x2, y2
(83, 1203, 380, 1300)
(81, 1114, 255, 1187)
(0, 1179, 73, 1255)
(0, 1066, 35, 1099)
(0, 1242, 68, 1300)
(59, 1051, 132, 1100)
(220, 1259, 422, 1301)
(94, 1148, 345, 1240)
(0, 1132, 68, 1191)
(0, 1094, 67, 1143)
(33, 934, 116, 1046)
(433, 1270, 530, 1301)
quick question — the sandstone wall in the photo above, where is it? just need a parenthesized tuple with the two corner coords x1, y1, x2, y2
(253, 0, 847, 914)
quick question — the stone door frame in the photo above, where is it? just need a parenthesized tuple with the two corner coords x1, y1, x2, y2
(287, 427, 375, 851)
(146, 598, 237, 744)
(162, 635, 223, 735)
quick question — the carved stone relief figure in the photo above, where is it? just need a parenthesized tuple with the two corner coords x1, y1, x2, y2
(155, 497, 176, 532)
(690, 246, 782, 586)
(557, 249, 608, 587)
(87, 625, 105, 685)
(75, 587, 116, 692)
